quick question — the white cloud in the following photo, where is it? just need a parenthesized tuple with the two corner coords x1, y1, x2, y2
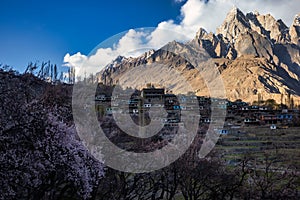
(64, 0, 300, 76)
(63, 52, 87, 68)
(63, 52, 87, 77)
(63, 29, 153, 77)
(114, 29, 149, 57)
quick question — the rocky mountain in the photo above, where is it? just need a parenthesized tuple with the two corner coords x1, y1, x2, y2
(98, 8, 300, 104)
(290, 14, 300, 45)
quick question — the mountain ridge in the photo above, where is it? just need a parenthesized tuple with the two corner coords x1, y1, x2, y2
(97, 8, 300, 104)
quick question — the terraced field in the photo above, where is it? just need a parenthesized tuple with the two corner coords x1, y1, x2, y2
(215, 126, 300, 168)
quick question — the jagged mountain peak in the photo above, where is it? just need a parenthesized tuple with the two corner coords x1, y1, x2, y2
(227, 6, 244, 17)
(216, 7, 250, 43)
(98, 9, 300, 103)
(104, 55, 127, 69)
(115, 55, 126, 62)
(247, 11, 290, 44)
(224, 6, 249, 26)
(292, 13, 300, 26)
(195, 27, 208, 40)
(143, 49, 155, 58)
(217, 7, 292, 45)
(290, 13, 300, 45)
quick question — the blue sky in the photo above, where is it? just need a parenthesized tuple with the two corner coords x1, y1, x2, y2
(0, 0, 298, 73)
(0, 0, 183, 72)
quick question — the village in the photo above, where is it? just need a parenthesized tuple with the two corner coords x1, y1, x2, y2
(93, 84, 300, 170)
(95, 84, 300, 133)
